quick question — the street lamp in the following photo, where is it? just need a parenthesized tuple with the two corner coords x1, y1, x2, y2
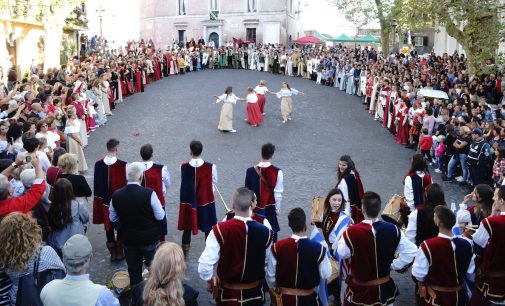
(96, 5, 105, 37)
(391, 19, 398, 53)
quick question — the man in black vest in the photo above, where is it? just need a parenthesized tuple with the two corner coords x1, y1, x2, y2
(109, 162, 165, 285)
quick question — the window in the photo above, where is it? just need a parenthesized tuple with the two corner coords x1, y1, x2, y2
(210, 0, 218, 11)
(414, 36, 424, 47)
(247, 0, 256, 12)
(178, 0, 187, 15)
(289, 0, 293, 14)
(246, 28, 256, 43)
(178, 30, 186, 43)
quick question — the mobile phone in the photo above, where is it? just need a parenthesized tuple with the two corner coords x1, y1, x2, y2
(25, 155, 32, 163)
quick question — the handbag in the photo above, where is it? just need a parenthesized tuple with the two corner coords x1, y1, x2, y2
(16, 248, 66, 306)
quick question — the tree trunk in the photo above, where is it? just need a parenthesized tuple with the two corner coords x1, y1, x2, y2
(380, 27, 390, 56)
(0, 22, 13, 84)
(43, 21, 64, 71)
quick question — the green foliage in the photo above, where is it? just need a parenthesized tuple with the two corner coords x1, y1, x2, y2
(326, 0, 402, 54)
(397, 0, 505, 74)
(1, 0, 83, 24)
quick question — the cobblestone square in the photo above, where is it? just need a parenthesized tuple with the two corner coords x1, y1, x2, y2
(83, 69, 466, 305)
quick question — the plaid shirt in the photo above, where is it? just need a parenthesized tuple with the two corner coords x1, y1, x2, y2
(493, 158, 505, 177)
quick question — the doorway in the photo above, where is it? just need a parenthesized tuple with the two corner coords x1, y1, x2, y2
(208, 32, 219, 47)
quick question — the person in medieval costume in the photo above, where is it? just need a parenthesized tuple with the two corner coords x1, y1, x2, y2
(93, 138, 127, 261)
(177, 140, 218, 258)
(245, 142, 284, 240)
(139, 144, 171, 242)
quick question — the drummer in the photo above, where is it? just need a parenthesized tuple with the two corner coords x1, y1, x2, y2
(320, 188, 351, 302)
(405, 183, 446, 246)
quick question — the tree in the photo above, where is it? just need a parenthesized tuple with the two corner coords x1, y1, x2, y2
(326, 0, 401, 55)
(397, 0, 504, 74)
(0, 0, 82, 71)
(36, 0, 82, 71)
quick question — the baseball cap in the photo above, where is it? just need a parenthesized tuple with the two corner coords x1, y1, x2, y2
(471, 128, 483, 136)
(62, 234, 92, 262)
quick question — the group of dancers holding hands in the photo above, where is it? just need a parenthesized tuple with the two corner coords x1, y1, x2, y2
(214, 80, 305, 132)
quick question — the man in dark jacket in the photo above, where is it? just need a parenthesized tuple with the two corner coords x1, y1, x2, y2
(109, 162, 165, 285)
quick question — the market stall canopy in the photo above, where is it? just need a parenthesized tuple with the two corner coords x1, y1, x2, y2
(418, 89, 449, 100)
(356, 34, 380, 43)
(314, 33, 329, 41)
(293, 35, 321, 44)
(330, 33, 354, 43)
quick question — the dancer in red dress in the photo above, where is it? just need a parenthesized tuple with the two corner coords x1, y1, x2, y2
(243, 87, 263, 127)
(396, 99, 410, 145)
(254, 80, 275, 115)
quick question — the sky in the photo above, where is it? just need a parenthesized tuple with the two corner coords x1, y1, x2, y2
(300, 0, 358, 37)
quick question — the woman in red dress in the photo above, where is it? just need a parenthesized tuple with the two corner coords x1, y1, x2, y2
(396, 99, 410, 145)
(254, 80, 275, 115)
(134, 63, 143, 93)
(243, 87, 263, 126)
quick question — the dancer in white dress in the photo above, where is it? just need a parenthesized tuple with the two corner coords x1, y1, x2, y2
(214, 86, 245, 133)
(276, 82, 305, 123)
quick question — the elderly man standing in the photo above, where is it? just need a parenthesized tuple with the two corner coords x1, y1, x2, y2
(40, 234, 119, 306)
(109, 162, 165, 286)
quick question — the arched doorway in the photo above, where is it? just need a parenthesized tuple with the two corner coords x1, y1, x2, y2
(209, 32, 219, 47)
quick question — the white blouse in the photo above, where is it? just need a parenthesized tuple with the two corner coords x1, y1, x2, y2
(36, 131, 60, 149)
(276, 88, 299, 99)
(64, 125, 79, 135)
(217, 93, 239, 104)
(246, 93, 258, 103)
(254, 86, 269, 95)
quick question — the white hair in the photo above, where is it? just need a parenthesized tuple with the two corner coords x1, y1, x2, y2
(20, 169, 36, 188)
(126, 162, 144, 182)
(0, 174, 10, 200)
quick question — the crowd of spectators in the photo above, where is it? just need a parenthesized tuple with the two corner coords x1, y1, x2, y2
(0, 36, 504, 305)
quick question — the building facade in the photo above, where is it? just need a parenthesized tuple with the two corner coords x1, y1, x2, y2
(139, 0, 303, 49)
(1, 3, 86, 78)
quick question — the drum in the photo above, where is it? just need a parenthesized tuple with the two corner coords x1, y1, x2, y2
(381, 194, 409, 227)
(328, 256, 340, 283)
(106, 269, 131, 296)
(310, 196, 325, 225)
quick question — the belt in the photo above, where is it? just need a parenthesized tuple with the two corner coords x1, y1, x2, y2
(419, 283, 463, 300)
(351, 275, 391, 286)
(222, 281, 259, 290)
(280, 287, 314, 296)
(482, 270, 505, 278)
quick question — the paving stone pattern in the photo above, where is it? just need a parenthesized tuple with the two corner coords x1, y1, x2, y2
(82, 69, 466, 305)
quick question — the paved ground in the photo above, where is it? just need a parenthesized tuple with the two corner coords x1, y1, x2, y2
(82, 69, 466, 305)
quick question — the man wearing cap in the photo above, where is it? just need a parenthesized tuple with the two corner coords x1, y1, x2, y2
(40, 234, 120, 306)
(467, 128, 492, 187)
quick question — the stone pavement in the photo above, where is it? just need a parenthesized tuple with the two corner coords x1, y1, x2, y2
(81, 69, 467, 305)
